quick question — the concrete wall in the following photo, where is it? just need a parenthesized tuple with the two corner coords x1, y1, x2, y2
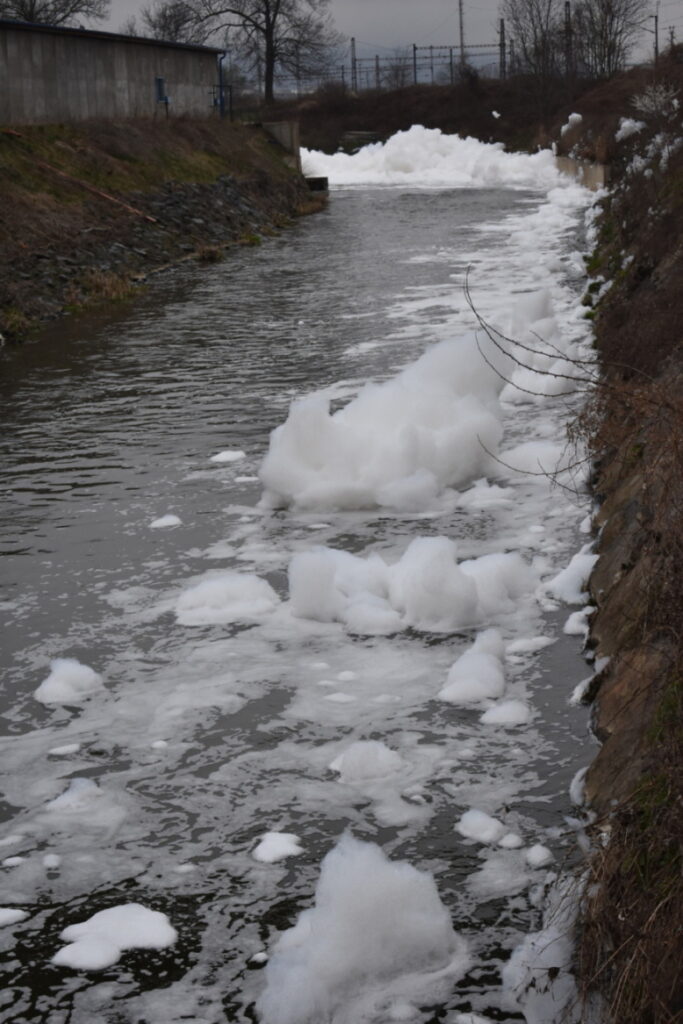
(556, 155, 611, 191)
(0, 21, 221, 124)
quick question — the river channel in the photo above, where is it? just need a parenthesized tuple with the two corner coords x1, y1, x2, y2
(1, 173, 595, 1023)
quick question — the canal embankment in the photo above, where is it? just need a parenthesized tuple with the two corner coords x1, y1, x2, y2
(0, 118, 321, 342)
(567, 74, 683, 1022)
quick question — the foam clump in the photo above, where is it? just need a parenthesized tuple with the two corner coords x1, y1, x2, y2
(34, 658, 103, 705)
(302, 125, 562, 190)
(260, 333, 512, 512)
(329, 741, 403, 783)
(51, 902, 177, 971)
(0, 908, 29, 927)
(456, 809, 506, 845)
(175, 571, 280, 625)
(526, 844, 553, 868)
(210, 449, 246, 463)
(257, 834, 469, 1024)
(253, 832, 304, 863)
(480, 700, 532, 727)
(439, 630, 505, 705)
(288, 538, 538, 635)
(150, 514, 181, 529)
(499, 289, 583, 404)
(545, 545, 598, 605)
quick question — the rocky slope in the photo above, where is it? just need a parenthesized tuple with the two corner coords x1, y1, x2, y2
(0, 118, 321, 342)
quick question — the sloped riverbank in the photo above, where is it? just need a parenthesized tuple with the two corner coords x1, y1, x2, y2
(0, 118, 320, 342)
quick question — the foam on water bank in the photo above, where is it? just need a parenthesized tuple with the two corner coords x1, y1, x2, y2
(260, 331, 510, 512)
(257, 834, 469, 1024)
(288, 538, 538, 635)
(302, 125, 563, 190)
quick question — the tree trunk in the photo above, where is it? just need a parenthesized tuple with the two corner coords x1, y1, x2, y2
(264, 22, 275, 102)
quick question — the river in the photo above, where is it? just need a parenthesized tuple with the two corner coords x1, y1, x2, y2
(0, 140, 596, 1024)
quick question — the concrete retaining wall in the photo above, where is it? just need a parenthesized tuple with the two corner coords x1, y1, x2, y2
(556, 155, 611, 190)
(0, 20, 221, 124)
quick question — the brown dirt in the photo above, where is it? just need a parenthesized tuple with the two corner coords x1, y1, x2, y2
(0, 117, 319, 341)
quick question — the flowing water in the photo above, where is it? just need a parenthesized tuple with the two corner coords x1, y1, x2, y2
(0, 179, 594, 1023)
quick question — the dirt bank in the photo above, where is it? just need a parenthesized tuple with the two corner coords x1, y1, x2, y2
(564, 56, 683, 1024)
(0, 118, 321, 342)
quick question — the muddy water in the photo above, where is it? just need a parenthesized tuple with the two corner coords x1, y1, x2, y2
(0, 187, 591, 1024)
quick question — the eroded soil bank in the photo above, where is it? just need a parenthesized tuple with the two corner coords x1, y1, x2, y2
(566, 59, 683, 1023)
(0, 118, 320, 342)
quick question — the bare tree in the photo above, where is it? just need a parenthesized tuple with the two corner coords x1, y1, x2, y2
(0, 0, 108, 25)
(139, 0, 212, 43)
(383, 47, 413, 89)
(501, 0, 562, 86)
(169, 0, 340, 101)
(573, 0, 649, 78)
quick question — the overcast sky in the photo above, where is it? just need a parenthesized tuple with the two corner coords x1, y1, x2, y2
(104, 0, 504, 57)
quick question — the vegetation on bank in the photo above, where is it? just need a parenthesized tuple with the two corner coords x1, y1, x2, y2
(0, 118, 320, 341)
(564, 50, 683, 1024)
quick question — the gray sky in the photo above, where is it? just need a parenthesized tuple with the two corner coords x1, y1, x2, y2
(104, 0, 504, 57)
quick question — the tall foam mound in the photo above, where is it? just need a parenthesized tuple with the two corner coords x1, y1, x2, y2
(301, 125, 563, 190)
(260, 333, 511, 511)
(257, 834, 469, 1024)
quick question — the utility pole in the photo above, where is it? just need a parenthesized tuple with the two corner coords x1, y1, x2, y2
(375, 54, 380, 90)
(458, 0, 465, 67)
(413, 43, 418, 84)
(654, 2, 660, 64)
(350, 36, 357, 91)
(564, 1, 573, 80)
(499, 18, 506, 79)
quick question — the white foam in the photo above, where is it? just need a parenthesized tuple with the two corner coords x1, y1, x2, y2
(329, 741, 403, 783)
(438, 630, 505, 705)
(253, 832, 304, 863)
(34, 658, 104, 705)
(0, 907, 29, 926)
(150, 514, 181, 529)
(257, 834, 469, 1024)
(260, 333, 511, 512)
(480, 700, 532, 727)
(210, 449, 246, 463)
(545, 545, 598, 605)
(52, 903, 177, 970)
(288, 539, 538, 635)
(526, 844, 554, 868)
(302, 126, 563, 190)
(456, 809, 506, 845)
(175, 571, 280, 625)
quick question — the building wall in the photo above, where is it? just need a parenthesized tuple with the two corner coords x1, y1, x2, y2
(0, 23, 220, 123)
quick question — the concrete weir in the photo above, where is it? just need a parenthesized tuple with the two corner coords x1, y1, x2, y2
(556, 155, 610, 190)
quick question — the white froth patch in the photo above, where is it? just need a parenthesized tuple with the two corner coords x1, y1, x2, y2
(48, 743, 81, 756)
(526, 844, 554, 868)
(330, 741, 403, 783)
(467, 851, 531, 899)
(0, 907, 29, 926)
(253, 832, 304, 863)
(302, 125, 562, 190)
(51, 902, 177, 970)
(502, 879, 577, 1023)
(34, 659, 103, 705)
(439, 630, 505, 705)
(506, 636, 554, 655)
(150, 514, 181, 529)
(456, 809, 506, 845)
(256, 834, 469, 1024)
(260, 332, 512, 512)
(175, 571, 280, 625)
(288, 538, 538, 635)
(480, 700, 532, 727)
(209, 449, 246, 463)
(545, 545, 598, 604)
